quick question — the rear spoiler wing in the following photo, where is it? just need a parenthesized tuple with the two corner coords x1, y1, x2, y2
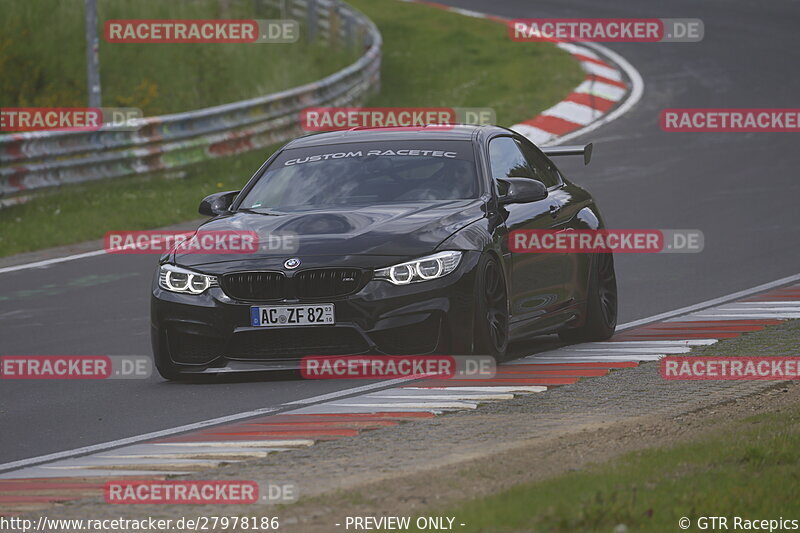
(541, 143, 593, 166)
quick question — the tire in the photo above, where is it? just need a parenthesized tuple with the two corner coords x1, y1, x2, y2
(559, 253, 617, 343)
(472, 254, 509, 360)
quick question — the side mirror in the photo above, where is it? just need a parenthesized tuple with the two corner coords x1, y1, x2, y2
(199, 190, 239, 216)
(497, 178, 548, 205)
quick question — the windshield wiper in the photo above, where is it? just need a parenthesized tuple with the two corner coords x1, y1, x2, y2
(236, 207, 283, 216)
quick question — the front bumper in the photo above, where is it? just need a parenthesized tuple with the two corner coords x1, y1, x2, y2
(151, 252, 481, 373)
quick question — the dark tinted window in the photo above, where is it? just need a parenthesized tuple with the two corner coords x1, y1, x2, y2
(516, 139, 561, 187)
(239, 141, 478, 210)
(488, 137, 533, 180)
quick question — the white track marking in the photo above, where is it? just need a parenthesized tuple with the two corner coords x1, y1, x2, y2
(155, 440, 312, 448)
(556, 347, 693, 353)
(542, 101, 603, 125)
(0, 468, 188, 480)
(368, 388, 514, 398)
(666, 314, 794, 322)
(283, 377, 418, 405)
(365, 392, 513, 401)
(576, 340, 719, 346)
(322, 401, 478, 410)
(96, 443, 277, 456)
(99, 451, 272, 460)
(448, 7, 485, 18)
(42, 457, 226, 470)
(580, 61, 622, 80)
(286, 404, 445, 414)
(618, 274, 800, 330)
(0, 250, 107, 275)
(687, 313, 800, 319)
(696, 307, 800, 313)
(572, 80, 627, 101)
(402, 386, 547, 393)
(511, 124, 556, 145)
(520, 355, 663, 363)
(0, 407, 278, 473)
(725, 301, 800, 306)
(703, 305, 800, 311)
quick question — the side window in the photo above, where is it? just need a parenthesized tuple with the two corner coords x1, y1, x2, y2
(488, 137, 534, 180)
(515, 139, 561, 188)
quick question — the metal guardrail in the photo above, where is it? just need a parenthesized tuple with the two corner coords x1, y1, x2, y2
(0, 0, 381, 197)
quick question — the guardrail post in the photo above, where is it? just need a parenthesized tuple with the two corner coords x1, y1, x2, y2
(84, 0, 102, 107)
(307, 0, 318, 42)
(329, 1, 340, 46)
(344, 10, 354, 50)
(252, 0, 267, 17)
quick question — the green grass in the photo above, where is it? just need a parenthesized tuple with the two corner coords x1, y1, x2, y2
(424, 407, 800, 533)
(348, 0, 584, 125)
(0, 0, 583, 257)
(0, 0, 355, 114)
(403, 322, 800, 533)
(0, 151, 271, 254)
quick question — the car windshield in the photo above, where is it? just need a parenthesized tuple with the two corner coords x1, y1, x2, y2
(238, 140, 479, 211)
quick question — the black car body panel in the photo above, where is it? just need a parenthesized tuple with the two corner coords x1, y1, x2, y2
(175, 199, 487, 268)
(151, 125, 609, 376)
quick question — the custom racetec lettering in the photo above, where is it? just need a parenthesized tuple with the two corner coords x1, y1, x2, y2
(284, 149, 458, 166)
(241, 140, 479, 209)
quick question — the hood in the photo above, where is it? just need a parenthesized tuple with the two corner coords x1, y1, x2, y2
(174, 199, 486, 268)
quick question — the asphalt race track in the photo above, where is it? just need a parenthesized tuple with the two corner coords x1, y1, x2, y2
(1, 0, 799, 465)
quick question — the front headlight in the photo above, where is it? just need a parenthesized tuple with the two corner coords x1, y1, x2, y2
(374, 251, 462, 285)
(158, 264, 218, 295)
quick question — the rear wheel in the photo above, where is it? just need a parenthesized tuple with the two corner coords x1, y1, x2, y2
(559, 253, 617, 343)
(473, 254, 509, 359)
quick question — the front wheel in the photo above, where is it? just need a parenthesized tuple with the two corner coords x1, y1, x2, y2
(559, 253, 617, 343)
(472, 254, 509, 360)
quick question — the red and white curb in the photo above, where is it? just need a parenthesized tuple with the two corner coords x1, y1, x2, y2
(512, 41, 637, 146)
(2, 275, 798, 515)
(400, 0, 644, 147)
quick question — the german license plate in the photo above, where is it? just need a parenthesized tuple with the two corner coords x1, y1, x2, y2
(250, 304, 335, 327)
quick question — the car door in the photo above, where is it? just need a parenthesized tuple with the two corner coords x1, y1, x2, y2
(515, 137, 581, 305)
(488, 135, 567, 330)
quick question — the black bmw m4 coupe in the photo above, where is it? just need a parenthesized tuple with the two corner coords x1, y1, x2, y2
(151, 124, 617, 380)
